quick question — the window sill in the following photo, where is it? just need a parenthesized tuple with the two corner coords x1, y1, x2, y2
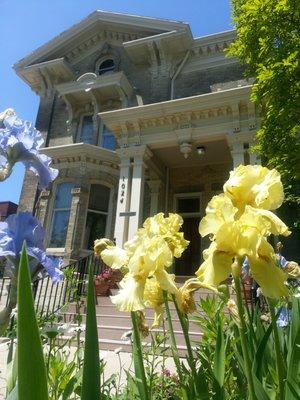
(46, 248, 67, 256)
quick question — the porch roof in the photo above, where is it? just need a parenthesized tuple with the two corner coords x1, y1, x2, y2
(99, 85, 251, 125)
(98, 85, 254, 148)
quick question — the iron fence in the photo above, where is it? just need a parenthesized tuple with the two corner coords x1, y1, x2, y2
(0, 253, 105, 318)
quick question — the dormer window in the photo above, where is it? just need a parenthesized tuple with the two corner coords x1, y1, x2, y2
(98, 59, 115, 75)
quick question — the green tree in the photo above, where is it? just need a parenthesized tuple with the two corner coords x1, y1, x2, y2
(228, 0, 300, 212)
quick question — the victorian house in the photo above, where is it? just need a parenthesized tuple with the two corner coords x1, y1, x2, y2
(15, 11, 262, 275)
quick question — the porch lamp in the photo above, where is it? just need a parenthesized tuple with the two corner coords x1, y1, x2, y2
(196, 145, 206, 155)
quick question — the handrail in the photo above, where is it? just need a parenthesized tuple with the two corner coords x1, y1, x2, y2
(0, 253, 106, 318)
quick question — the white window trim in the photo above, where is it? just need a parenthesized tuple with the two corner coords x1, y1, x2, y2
(82, 184, 115, 249)
(47, 183, 74, 249)
(173, 192, 202, 218)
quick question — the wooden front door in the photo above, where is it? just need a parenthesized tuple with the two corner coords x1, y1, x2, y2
(175, 217, 201, 275)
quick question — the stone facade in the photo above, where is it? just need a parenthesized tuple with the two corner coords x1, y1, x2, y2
(16, 11, 288, 268)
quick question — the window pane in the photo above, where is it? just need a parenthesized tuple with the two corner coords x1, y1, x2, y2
(88, 184, 110, 212)
(177, 197, 200, 213)
(55, 183, 74, 209)
(102, 125, 117, 150)
(99, 59, 115, 75)
(85, 212, 107, 249)
(49, 210, 70, 247)
(80, 115, 94, 144)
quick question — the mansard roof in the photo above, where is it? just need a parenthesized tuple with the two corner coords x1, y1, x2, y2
(14, 10, 191, 70)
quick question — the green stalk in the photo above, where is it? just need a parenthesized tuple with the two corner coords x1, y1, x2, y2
(267, 299, 286, 400)
(233, 275, 257, 400)
(172, 295, 196, 373)
(163, 292, 188, 400)
(163, 291, 183, 378)
(131, 311, 149, 400)
(172, 295, 200, 398)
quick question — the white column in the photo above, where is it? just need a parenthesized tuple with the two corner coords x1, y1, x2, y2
(147, 180, 162, 216)
(231, 142, 245, 168)
(127, 146, 152, 240)
(114, 150, 132, 247)
(127, 155, 145, 240)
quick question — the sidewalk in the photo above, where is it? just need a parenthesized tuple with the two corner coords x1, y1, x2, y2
(0, 341, 178, 399)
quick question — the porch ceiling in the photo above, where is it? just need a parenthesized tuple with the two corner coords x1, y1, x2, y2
(152, 139, 232, 168)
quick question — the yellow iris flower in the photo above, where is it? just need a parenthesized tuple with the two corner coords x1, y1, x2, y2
(196, 166, 291, 299)
(179, 278, 218, 314)
(223, 164, 284, 211)
(143, 276, 165, 328)
(94, 213, 189, 320)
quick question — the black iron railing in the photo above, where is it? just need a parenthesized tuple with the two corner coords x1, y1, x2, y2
(0, 253, 106, 318)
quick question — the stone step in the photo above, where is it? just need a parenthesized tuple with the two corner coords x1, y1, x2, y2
(58, 335, 192, 357)
(64, 322, 202, 344)
(55, 286, 242, 354)
(62, 312, 200, 332)
(64, 303, 181, 318)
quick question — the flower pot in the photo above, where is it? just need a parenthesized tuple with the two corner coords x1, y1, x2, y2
(110, 269, 123, 285)
(94, 280, 110, 296)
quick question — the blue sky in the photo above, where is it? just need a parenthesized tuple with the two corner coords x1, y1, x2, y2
(0, 0, 233, 204)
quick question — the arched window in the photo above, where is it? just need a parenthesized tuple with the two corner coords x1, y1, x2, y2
(98, 59, 115, 75)
(85, 184, 111, 249)
(49, 183, 75, 248)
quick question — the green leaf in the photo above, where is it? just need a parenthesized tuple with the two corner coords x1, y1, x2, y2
(252, 322, 273, 379)
(252, 374, 271, 400)
(81, 264, 101, 399)
(286, 379, 300, 400)
(286, 298, 300, 399)
(213, 321, 226, 387)
(17, 243, 48, 400)
(131, 311, 150, 400)
(6, 345, 18, 395)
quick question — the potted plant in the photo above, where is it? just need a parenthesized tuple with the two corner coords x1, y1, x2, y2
(94, 269, 112, 296)
(94, 268, 123, 296)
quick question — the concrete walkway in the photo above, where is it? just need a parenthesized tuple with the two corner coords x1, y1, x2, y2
(0, 340, 178, 399)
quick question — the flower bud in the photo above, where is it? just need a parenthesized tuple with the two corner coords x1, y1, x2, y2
(217, 284, 230, 300)
(94, 238, 114, 257)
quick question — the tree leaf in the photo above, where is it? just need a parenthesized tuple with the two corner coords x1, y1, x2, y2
(17, 242, 49, 400)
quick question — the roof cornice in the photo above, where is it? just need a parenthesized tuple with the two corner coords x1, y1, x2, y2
(42, 142, 119, 166)
(13, 10, 190, 70)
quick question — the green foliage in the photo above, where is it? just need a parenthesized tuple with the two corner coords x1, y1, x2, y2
(6, 254, 300, 399)
(81, 264, 101, 399)
(17, 243, 49, 400)
(228, 0, 300, 209)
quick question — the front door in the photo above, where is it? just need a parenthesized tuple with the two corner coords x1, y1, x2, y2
(175, 217, 201, 275)
(174, 194, 201, 275)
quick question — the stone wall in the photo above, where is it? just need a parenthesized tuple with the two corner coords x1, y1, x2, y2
(175, 64, 248, 99)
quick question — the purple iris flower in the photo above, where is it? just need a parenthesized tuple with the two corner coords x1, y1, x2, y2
(0, 212, 63, 283)
(0, 113, 58, 188)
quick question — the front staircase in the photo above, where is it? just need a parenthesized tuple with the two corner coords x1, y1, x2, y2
(0, 254, 231, 355)
(59, 287, 217, 355)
